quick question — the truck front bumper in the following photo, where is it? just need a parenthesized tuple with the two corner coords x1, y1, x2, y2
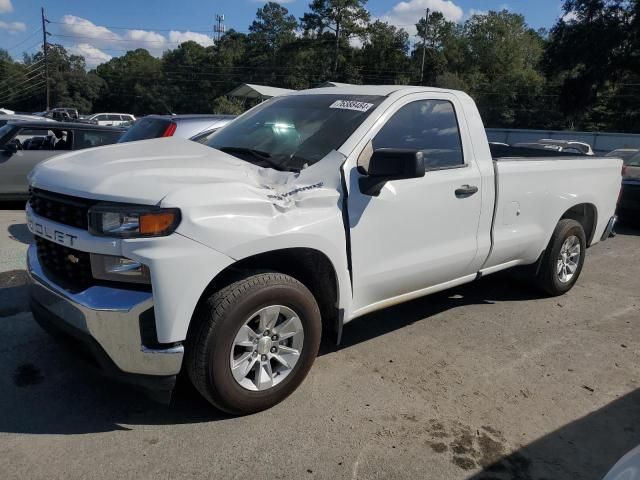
(27, 245, 184, 401)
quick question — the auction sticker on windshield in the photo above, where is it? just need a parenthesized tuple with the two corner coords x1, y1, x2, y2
(329, 100, 374, 112)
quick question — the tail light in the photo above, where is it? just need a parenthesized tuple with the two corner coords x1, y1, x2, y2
(162, 122, 177, 137)
(622, 165, 628, 177)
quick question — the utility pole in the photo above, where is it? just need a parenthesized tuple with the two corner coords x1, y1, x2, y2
(41, 7, 50, 110)
(214, 14, 225, 43)
(419, 8, 430, 85)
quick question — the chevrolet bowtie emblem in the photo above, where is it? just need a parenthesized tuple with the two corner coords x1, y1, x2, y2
(66, 254, 80, 264)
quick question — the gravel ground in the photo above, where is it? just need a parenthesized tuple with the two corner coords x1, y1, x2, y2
(0, 205, 638, 480)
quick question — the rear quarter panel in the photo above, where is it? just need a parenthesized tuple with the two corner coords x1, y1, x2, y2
(485, 157, 622, 269)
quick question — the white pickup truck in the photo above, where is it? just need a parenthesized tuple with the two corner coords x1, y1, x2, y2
(26, 86, 621, 413)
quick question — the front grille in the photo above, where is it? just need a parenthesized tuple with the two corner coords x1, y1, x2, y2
(29, 188, 96, 230)
(35, 237, 93, 291)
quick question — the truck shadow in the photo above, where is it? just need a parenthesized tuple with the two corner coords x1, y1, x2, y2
(0, 200, 26, 211)
(8, 223, 32, 244)
(464, 388, 640, 480)
(332, 271, 539, 354)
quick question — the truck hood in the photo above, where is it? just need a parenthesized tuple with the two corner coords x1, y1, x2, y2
(28, 138, 263, 205)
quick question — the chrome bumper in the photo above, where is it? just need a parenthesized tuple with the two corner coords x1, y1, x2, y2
(601, 215, 617, 241)
(26, 244, 184, 378)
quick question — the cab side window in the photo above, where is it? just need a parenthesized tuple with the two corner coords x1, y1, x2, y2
(15, 128, 71, 151)
(75, 130, 122, 149)
(372, 100, 464, 170)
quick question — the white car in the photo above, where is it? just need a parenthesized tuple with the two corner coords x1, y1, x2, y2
(88, 113, 136, 126)
(25, 85, 621, 413)
(603, 445, 640, 480)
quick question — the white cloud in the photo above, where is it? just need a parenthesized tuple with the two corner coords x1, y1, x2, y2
(58, 15, 215, 64)
(379, 0, 464, 37)
(0, 20, 25, 33)
(0, 0, 13, 14)
(123, 29, 166, 47)
(68, 43, 112, 67)
(60, 15, 119, 41)
(168, 30, 214, 47)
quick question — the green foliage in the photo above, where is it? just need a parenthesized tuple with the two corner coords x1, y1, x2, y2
(302, 0, 370, 73)
(0, 2, 636, 133)
(211, 96, 245, 115)
(544, 0, 640, 132)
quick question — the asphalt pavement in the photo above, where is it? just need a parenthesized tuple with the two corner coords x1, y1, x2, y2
(1, 204, 638, 479)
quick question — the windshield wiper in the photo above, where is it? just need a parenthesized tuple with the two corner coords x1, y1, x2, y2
(217, 146, 295, 172)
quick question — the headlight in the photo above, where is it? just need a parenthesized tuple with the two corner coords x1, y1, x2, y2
(88, 204, 180, 238)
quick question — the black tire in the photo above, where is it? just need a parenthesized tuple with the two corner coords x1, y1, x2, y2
(186, 271, 321, 415)
(535, 219, 587, 296)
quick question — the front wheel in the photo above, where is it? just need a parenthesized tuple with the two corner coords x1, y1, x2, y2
(186, 272, 321, 415)
(535, 219, 587, 296)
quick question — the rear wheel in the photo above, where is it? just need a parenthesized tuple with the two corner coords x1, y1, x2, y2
(535, 219, 586, 296)
(186, 272, 321, 414)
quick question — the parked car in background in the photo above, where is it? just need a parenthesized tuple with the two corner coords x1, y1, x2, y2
(606, 148, 640, 163)
(514, 139, 594, 155)
(88, 113, 136, 126)
(118, 114, 235, 143)
(0, 114, 57, 128)
(0, 121, 124, 200)
(618, 151, 640, 220)
(190, 122, 234, 144)
(37, 108, 80, 121)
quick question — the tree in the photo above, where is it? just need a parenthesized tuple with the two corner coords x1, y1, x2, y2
(249, 3, 298, 55)
(457, 11, 547, 128)
(0, 49, 35, 110)
(94, 49, 163, 115)
(360, 21, 410, 84)
(22, 44, 104, 113)
(301, 0, 370, 74)
(413, 11, 459, 84)
(246, 3, 299, 87)
(161, 41, 216, 113)
(212, 96, 245, 115)
(544, 0, 639, 131)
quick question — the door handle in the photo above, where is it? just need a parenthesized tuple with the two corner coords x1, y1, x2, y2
(455, 185, 479, 197)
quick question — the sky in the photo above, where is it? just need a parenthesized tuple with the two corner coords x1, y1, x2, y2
(1, 0, 569, 67)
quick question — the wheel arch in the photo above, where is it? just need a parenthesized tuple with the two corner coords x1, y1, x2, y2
(560, 203, 598, 246)
(191, 247, 344, 345)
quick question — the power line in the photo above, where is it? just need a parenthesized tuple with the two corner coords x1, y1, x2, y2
(0, 70, 44, 97)
(0, 59, 45, 88)
(4, 28, 43, 54)
(0, 80, 46, 105)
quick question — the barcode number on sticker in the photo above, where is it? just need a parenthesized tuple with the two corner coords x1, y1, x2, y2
(329, 100, 374, 112)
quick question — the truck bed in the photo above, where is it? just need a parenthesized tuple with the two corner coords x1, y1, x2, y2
(482, 151, 622, 272)
(489, 143, 592, 160)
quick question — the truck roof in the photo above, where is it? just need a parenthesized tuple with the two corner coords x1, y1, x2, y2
(293, 85, 462, 97)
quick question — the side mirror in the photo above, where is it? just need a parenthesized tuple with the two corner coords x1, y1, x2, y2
(359, 149, 425, 196)
(4, 141, 18, 154)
